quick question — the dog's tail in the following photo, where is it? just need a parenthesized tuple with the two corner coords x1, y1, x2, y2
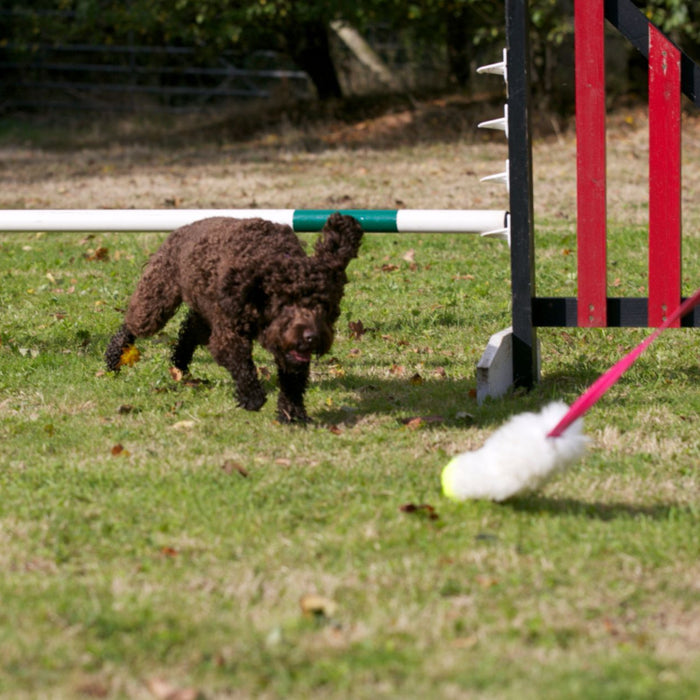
(313, 213, 364, 269)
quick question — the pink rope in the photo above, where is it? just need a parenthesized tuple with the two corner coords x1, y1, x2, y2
(547, 286, 700, 438)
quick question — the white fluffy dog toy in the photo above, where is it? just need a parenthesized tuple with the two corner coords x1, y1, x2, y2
(442, 288, 700, 502)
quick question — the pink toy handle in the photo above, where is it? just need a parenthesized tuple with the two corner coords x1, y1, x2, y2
(548, 286, 700, 438)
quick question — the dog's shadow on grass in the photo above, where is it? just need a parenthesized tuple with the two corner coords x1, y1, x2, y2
(310, 368, 606, 430)
(310, 372, 497, 429)
(506, 494, 690, 522)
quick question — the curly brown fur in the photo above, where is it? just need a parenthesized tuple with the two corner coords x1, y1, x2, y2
(105, 213, 363, 423)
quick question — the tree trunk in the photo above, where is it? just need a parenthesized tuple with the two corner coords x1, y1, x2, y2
(445, 11, 471, 88)
(285, 20, 343, 100)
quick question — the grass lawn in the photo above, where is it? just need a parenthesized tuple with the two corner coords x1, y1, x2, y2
(1, 107, 699, 699)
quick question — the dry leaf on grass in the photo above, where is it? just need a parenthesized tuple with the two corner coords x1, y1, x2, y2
(118, 344, 140, 368)
(145, 677, 199, 700)
(221, 459, 249, 477)
(168, 366, 184, 382)
(399, 503, 439, 520)
(170, 420, 196, 431)
(85, 246, 110, 262)
(399, 415, 445, 430)
(348, 320, 367, 339)
(300, 594, 338, 619)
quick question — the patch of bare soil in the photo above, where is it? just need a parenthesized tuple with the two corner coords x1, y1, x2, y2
(2, 94, 700, 232)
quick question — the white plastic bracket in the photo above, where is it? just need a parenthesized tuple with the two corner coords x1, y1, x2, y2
(479, 213, 510, 245)
(480, 159, 510, 193)
(478, 104, 509, 139)
(476, 48, 508, 84)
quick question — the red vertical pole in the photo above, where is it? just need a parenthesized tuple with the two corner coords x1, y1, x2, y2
(575, 0, 607, 327)
(648, 26, 682, 327)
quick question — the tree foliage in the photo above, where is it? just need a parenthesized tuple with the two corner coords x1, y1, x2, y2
(4, 1, 700, 101)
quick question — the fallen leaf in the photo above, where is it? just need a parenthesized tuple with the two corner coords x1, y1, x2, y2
(275, 458, 292, 466)
(221, 459, 249, 477)
(75, 677, 110, 698)
(258, 365, 271, 380)
(160, 547, 178, 557)
(169, 366, 184, 382)
(85, 246, 109, 262)
(399, 415, 444, 430)
(117, 404, 137, 415)
(110, 444, 130, 457)
(328, 425, 343, 435)
(389, 364, 405, 376)
(348, 320, 366, 339)
(403, 417, 425, 430)
(475, 575, 499, 589)
(433, 367, 447, 378)
(118, 345, 140, 368)
(145, 677, 199, 700)
(402, 248, 416, 263)
(171, 420, 196, 431)
(381, 263, 400, 272)
(451, 636, 479, 649)
(400, 503, 439, 520)
(300, 594, 338, 619)
(409, 372, 423, 385)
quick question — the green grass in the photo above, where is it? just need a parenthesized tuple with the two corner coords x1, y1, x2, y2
(1, 225, 699, 699)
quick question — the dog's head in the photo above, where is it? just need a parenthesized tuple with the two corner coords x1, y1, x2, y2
(260, 303, 334, 371)
(219, 214, 363, 369)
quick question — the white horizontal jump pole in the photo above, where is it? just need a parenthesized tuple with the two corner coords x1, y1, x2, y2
(0, 209, 509, 240)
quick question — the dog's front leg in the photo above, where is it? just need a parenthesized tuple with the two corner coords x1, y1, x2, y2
(276, 364, 311, 424)
(208, 329, 266, 411)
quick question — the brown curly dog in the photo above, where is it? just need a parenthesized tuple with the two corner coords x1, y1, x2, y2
(105, 213, 363, 423)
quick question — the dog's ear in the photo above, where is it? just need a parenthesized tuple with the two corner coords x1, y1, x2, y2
(313, 213, 364, 270)
(219, 266, 267, 332)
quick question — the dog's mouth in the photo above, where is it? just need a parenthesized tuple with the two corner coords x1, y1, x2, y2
(286, 349, 312, 365)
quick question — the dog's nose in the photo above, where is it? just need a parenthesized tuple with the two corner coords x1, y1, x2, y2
(302, 328, 318, 345)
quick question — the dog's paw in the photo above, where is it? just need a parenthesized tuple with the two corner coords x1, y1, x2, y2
(237, 390, 267, 412)
(277, 405, 311, 425)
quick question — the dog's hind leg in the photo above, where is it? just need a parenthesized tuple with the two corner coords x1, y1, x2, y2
(106, 255, 182, 372)
(208, 327, 266, 411)
(123, 258, 182, 338)
(105, 323, 136, 372)
(171, 310, 211, 373)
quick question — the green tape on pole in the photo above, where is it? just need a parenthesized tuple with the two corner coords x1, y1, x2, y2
(292, 209, 398, 232)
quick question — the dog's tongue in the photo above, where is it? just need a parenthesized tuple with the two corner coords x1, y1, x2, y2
(288, 350, 312, 364)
